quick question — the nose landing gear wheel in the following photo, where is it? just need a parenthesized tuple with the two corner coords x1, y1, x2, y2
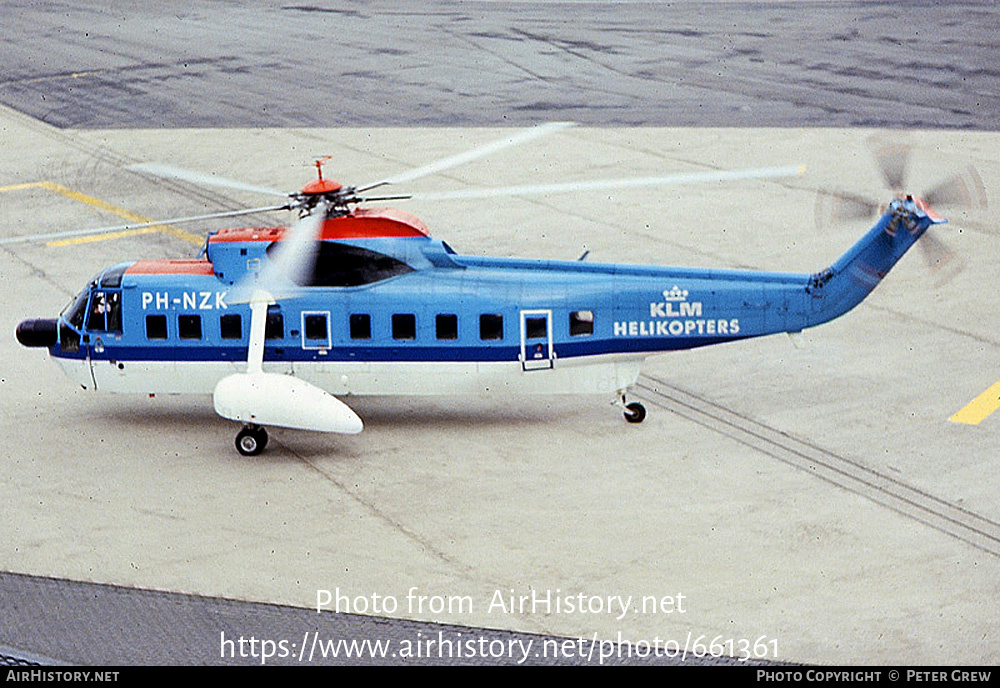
(235, 425, 269, 456)
(623, 401, 646, 424)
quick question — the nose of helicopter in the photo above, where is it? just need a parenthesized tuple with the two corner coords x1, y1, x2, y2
(16, 318, 58, 348)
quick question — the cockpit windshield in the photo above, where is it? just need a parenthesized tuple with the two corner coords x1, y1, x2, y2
(61, 284, 92, 329)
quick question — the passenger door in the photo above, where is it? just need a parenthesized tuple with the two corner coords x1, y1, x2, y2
(300, 310, 332, 353)
(519, 309, 554, 371)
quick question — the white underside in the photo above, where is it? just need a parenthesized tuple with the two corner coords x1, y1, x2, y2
(56, 353, 646, 397)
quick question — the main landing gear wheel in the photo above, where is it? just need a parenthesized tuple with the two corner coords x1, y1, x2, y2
(235, 425, 269, 456)
(623, 401, 646, 424)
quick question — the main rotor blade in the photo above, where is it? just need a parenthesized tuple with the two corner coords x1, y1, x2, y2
(0, 204, 290, 246)
(128, 162, 290, 198)
(228, 204, 326, 304)
(355, 194, 414, 203)
(405, 165, 806, 202)
(357, 121, 576, 192)
(922, 165, 988, 210)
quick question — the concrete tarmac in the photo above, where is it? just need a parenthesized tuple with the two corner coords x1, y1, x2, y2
(2, 107, 999, 665)
(1, 0, 999, 667)
(0, 1, 998, 130)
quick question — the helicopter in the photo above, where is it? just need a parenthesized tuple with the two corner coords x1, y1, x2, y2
(13, 125, 985, 455)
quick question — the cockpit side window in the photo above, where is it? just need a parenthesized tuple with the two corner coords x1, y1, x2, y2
(107, 293, 122, 332)
(86, 290, 122, 333)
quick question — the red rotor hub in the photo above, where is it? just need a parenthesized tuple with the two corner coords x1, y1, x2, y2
(301, 155, 342, 195)
(300, 178, 342, 195)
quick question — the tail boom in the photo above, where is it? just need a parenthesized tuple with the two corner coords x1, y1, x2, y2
(802, 197, 943, 328)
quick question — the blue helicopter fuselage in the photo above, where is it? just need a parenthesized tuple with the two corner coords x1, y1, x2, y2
(36, 199, 939, 398)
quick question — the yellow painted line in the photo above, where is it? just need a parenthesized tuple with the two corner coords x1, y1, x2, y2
(37, 181, 156, 225)
(949, 380, 1000, 425)
(0, 180, 203, 246)
(0, 182, 47, 192)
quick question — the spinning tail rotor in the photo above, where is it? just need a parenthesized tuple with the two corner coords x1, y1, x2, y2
(815, 135, 988, 284)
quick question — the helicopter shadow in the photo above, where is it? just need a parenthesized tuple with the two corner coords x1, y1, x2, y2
(85, 394, 585, 463)
(345, 395, 575, 429)
(281, 395, 586, 460)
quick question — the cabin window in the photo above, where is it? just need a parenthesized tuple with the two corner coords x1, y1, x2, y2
(265, 306, 283, 340)
(350, 313, 371, 340)
(479, 314, 503, 341)
(392, 314, 416, 341)
(570, 310, 594, 336)
(220, 314, 242, 340)
(436, 314, 458, 340)
(146, 314, 168, 340)
(178, 314, 202, 340)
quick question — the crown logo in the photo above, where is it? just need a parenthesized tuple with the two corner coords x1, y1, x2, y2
(663, 286, 688, 301)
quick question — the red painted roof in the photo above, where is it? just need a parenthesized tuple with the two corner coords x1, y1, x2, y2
(125, 259, 215, 275)
(209, 226, 285, 243)
(208, 208, 430, 243)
